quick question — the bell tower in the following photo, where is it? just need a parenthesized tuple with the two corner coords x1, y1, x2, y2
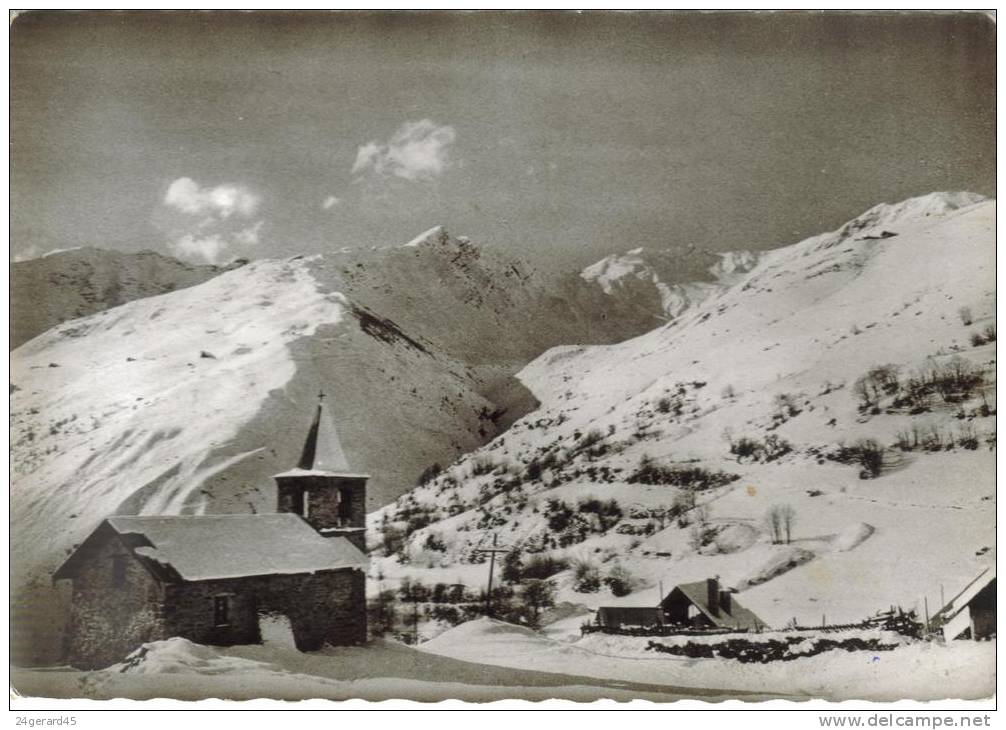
(274, 392, 368, 552)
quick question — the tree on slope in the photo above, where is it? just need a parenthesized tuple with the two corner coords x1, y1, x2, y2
(501, 547, 524, 585)
(522, 579, 557, 628)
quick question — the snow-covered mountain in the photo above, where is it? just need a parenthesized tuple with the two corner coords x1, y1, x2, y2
(9, 226, 657, 663)
(581, 245, 761, 320)
(309, 225, 658, 426)
(10, 247, 240, 349)
(372, 192, 996, 636)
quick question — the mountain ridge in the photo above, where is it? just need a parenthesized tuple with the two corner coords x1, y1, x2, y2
(369, 191, 995, 637)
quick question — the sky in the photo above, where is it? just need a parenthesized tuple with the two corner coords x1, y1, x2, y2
(10, 11, 996, 271)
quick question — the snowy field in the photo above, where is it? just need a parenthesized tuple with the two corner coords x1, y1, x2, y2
(11, 634, 767, 703)
(12, 619, 994, 703)
(420, 619, 995, 702)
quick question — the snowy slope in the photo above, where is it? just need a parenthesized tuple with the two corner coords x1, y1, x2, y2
(581, 246, 761, 320)
(11, 634, 764, 702)
(10, 254, 510, 663)
(372, 192, 996, 634)
(10, 225, 666, 665)
(419, 618, 994, 701)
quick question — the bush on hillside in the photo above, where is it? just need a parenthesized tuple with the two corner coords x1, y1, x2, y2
(629, 454, 739, 489)
(572, 559, 602, 593)
(522, 553, 570, 580)
(828, 439, 884, 478)
(604, 563, 637, 597)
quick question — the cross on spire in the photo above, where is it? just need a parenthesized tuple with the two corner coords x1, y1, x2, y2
(294, 390, 351, 473)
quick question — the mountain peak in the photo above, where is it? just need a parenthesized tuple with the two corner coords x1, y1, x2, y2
(805, 191, 990, 253)
(402, 225, 450, 248)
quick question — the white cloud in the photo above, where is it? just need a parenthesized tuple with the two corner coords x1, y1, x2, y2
(322, 196, 342, 210)
(167, 220, 263, 265)
(168, 234, 228, 264)
(164, 177, 259, 219)
(160, 177, 263, 264)
(351, 119, 457, 181)
(233, 221, 264, 247)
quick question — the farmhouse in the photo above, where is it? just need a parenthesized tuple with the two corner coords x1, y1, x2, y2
(660, 578, 764, 631)
(54, 396, 369, 669)
(597, 577, 764, 632)
(932, 568, 996, 641)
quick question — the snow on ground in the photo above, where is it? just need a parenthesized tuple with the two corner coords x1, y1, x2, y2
(420, 618, 995, 701)
(401, 225, 447, 248)
(370, 193, 996, 636)
(12, 620, 993, 702)
(10, 259, 349, 587)
(11, 636, 763, 703)
(580, 246, 761, 318)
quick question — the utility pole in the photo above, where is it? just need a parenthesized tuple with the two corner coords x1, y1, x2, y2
(413, 595, 420, 646)
(475, 533, 509, 618)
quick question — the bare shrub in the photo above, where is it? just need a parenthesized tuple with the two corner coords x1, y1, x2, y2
(957, 422, 979, 450)
(522, 553, 570, 581)
(628, 454, 739, 489)
(827, 439, 884, 478)
(856, 439, 884, 478)
(765, 504, 796, 544)
(604, 563, 636, 597)
(416, 463, 442, 486)
(470, 455, 496, 476)
(572, 559, 601, 593)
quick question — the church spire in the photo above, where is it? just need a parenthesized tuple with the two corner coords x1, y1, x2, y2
(292, 390, 352, 474)
(274, 391, 369, 550)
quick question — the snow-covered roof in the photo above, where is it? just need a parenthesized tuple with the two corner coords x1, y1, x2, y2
(273, 467, 370, 480)
(90, 514, 367, 581)
(663, 581, 765, 631)
(932, 568, 996, 626)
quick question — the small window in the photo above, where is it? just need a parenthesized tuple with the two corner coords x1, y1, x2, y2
(336, 488, 352, 526)
(213, 595, 231, 627)
(301, 489, 311, 519)
(112, 554, 128, 587)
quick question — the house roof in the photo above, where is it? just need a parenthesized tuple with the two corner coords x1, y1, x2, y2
(663, 581, 765, 631)
(55, 513, 367, 583)
(932, 568, 996, 627)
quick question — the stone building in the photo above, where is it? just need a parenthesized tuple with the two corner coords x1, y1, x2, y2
(54, 396, 369, 669)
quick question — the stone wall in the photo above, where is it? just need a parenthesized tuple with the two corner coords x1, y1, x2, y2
(65, 532, 367, 668)
(65, 535, 168, 669)
(164, 568, 366, 651)
(275, 474, 367, 532)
